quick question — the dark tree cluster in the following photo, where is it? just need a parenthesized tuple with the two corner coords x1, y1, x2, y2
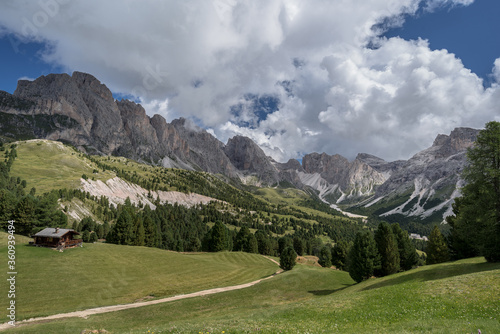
(347, 222, 418, 283)
(447, 121, 500, 262)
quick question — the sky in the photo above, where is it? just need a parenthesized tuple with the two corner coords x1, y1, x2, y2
(0, 0, 499, 163)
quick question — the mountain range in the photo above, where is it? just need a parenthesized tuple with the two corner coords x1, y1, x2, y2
(0, 71, 479, 225)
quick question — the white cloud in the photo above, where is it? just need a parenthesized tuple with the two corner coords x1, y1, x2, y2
(493, 58, 500, 84)
(1, 0, 497, 163)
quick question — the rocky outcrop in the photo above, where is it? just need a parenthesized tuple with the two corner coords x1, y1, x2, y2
(362, 128, 479, 220)
(224, 136, 281, 185)
(300, 152, 387, 201)
(171, 118, 239, 177)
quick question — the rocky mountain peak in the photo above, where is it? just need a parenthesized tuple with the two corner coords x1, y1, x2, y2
(224, 135, 280, 184)
(302, 152, 350, 184)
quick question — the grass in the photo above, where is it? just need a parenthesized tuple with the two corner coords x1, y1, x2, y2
(0, 232, 278, 320)
(4, 251, 499, 333)
(9, 140, 114, 194)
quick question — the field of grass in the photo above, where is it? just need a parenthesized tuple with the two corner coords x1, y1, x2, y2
(4, 249, 499, 333)
(0, 232, 278, 321)
(9, 140, 115, 194)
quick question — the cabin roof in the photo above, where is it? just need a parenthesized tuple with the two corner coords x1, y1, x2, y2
(34, 228, 80, 238)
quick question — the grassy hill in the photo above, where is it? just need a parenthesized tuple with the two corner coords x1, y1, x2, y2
(9, 139, 114, 195)
(0, 232, 278, 320)
(4, 253, 499, 333)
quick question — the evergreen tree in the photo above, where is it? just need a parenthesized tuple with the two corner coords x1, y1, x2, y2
(143, 215, 157, 247)
(234, 226, 251, 251)
(280, 246, 297, 271)
(111, 209, 134, 245)
(318, 245, 332, 268)
(134, 217, 145, 246)
(375, 222, 400, 276)
(255, 230, 271, 255)
(103, 221, 111, 239)
(96, 224, 104, 239)
(278, 237, 292, 256)
(209, 221, 228, 252)
(89, 231, 98, 243)
(348, 231, 380, 283)
(14, 195, 36, 235)
(448, 121, 500, 262)
(331, 240, 349, 271)
(293, 236, 305, 256)
(426, 226, 450, 265)
(245, 233, 258, 253)
(391, 223, 418, 271)
(82, 230, 90, 243)
(446, 199, 478, 260)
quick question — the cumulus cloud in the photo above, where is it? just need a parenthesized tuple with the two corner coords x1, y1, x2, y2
(1, 0, 498, 162)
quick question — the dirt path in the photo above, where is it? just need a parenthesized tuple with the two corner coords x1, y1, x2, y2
(0, 256, 282, 331)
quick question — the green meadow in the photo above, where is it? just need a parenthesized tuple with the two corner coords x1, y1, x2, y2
(0, 233, 278, 320)
(2, 231, 498, 333)
(9, 140, 114, 194)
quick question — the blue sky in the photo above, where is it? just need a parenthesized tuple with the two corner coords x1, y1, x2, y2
(0, 0, 499, 162)
(383, 0, 500, 85)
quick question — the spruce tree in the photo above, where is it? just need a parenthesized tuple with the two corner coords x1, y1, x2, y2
(331, 240, 349, 271)
(348, 231, 380, 283)
(293, 236, 305, 256)
(234, 225, 251, 251)
(318, 245, 332, 268)
(278, 237, 292, 256)
(112, 209, 133, 245)
(280, 246, 297, 271)
(375, 222, 400, 276)
(426, 226, 450, 264)
(209, 221, 228, 252)
(449, 121, 500, 262)
(391, 223, 418, 271)
(134, 218, 145, 246)
(245, 233, 259, 253)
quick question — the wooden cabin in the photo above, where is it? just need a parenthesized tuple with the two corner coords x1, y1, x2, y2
(33, 228, 83, 249)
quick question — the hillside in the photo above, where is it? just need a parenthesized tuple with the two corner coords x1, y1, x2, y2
(0, 232, 278, 320)
(7, 139, 364, 251)
(2, 242, 498, 333)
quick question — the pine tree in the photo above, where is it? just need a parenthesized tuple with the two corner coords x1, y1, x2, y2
(293, 236, 305, 256)
(143, 215, 157, 247)
(391, 223, 418, 271)
(209, 221, 228, 252)
(111, 209, 134, 245)
(278, 237, 292, 256)
(426, 226, 450, 265)
(82, 230, 90, 243)
(14, 195, 37, 235)
(375, 222, 400, 276)
(318, 245, 332, 268)
(89, 231, 98, 243)
(245, 233, 258, 253)
(449, 121, 500, 262)
(331, 240, 349, 271)
(280, 246, 297, 271)
(348, 231, 380, 283)
(134, 217, 145, 246)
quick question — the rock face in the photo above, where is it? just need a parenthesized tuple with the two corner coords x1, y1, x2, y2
(362, 127, 479, 220)
(300, 152, 388, 202)
(224, 136, 280, 185)
(0, 72, 277, 182)
(0, 71, 481, 223)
